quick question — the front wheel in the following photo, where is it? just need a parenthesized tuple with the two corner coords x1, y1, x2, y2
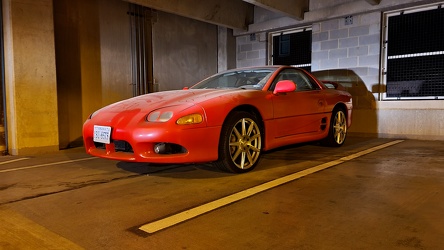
(323, 108, 347, 147)
(214, 111, 262, 173)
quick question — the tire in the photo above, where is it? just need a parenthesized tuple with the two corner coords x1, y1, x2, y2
(323, 108, 347, 147)
(214, 111, 262, 173)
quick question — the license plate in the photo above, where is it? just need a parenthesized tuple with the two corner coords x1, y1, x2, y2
(93, 125, 111, 144)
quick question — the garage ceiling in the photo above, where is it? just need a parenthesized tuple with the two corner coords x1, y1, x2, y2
(125, 0, 255, 30)
(124, 0, 381, 30)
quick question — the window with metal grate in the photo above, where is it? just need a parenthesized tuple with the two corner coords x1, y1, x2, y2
(271, 28, 312, 72)
(384, 5, 444, 99)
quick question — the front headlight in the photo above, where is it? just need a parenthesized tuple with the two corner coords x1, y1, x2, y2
(176, 114, 203, 125)
(147, 111, 174, 122)
(89, 110, 99, 119)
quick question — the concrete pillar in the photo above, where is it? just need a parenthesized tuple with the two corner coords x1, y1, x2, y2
(218, 26, 236, 71)
(218, 26, 228, 72)
(2, 0, 59, 155)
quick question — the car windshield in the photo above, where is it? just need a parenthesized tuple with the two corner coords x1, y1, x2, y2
(190, 68, 276, 90)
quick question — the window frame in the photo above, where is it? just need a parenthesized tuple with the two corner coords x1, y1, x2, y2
(268, 68, 319, 92)
(268, 27, 312, 70)
(381, 3, 444, 100)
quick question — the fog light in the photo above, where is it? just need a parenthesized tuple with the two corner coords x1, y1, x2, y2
(153, 142, 187, 154)
(154, 143, 166, 154)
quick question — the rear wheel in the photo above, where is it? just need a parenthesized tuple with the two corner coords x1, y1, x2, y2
(214, 111, 262, 173)
(323, 108, 347, 147)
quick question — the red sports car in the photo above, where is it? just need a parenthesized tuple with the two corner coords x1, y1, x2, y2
(83, 66, 352, 173)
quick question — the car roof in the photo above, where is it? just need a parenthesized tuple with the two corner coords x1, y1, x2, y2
(219, 65, 291, 73)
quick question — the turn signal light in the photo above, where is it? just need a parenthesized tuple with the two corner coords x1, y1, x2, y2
(176, 114, 203, 125)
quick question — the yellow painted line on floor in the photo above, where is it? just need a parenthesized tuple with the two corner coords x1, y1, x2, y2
(139, 139, 405, 234)
(0, 208, 85, 250)
(0, 157, 30, 165)
(338, 140, 403, 161)
(0, 157, 97, 173)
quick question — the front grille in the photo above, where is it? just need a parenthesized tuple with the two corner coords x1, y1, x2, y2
(114, 140, 133, 153)
(93, 140, 133, 153)
(94, 142, 105, 149)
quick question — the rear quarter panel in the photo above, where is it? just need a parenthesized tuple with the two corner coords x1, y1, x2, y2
(323, 89, 353, 128)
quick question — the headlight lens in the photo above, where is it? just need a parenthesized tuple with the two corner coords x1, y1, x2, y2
(147, 111, 173, 122)
(89, 110, 99, 119)
(176, 114, 203, 125)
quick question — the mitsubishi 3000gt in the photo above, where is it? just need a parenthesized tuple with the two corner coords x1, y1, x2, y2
(83, 66, 353, 173)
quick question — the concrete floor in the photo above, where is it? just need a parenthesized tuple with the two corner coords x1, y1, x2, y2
(0, 137, 443, 249)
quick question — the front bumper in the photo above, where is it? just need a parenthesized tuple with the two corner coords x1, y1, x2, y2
(83, 122, 221, 164)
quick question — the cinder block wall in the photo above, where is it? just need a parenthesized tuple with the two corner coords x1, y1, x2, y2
(311, 12, 381, 86)
(236, 34, 267, 67)
(310, 13, 381, 136)
(235, 7, 444, 140)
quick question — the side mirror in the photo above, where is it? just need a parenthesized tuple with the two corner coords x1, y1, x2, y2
(273, 80, 296, 94)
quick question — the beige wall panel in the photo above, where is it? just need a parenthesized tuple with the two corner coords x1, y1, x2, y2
(376, 101, 444, 140)
(3, 0, 59, 154)
(349, 101, 444, 140)
(54, 0, 132, 148)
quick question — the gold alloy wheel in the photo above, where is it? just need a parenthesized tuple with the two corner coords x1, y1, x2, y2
(333, 110, 347, 145)
(229, 117, 262, 170)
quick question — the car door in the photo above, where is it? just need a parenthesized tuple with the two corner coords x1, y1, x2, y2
(270, 69, 327, 138)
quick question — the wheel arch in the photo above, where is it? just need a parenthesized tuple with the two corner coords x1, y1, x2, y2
(214, 106, 264, 173)
(333, 103, 347, 117)
(219, 104, 265, 146)
(225, 104, 264, 128)
(321, 103, 349, 147)
(332, 102, 352, 128)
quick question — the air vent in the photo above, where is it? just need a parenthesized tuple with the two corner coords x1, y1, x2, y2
(320, 117, 328, 130)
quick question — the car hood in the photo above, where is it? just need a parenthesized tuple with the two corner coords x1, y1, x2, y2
(101, 88, 248, 113)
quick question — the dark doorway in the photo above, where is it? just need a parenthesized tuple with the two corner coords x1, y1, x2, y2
(0, 0, 7, 155)
(128, 4, 154, 95)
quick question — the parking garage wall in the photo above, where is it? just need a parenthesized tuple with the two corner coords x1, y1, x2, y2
(236, 7, 444, 140)
(3, 0, 60, 155)
(236, 33, 267, 68)
(236, 12, 381, 134)
(310, 12, 381, 137)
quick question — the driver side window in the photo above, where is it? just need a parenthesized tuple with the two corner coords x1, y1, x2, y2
(270, 69, 315, 92)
